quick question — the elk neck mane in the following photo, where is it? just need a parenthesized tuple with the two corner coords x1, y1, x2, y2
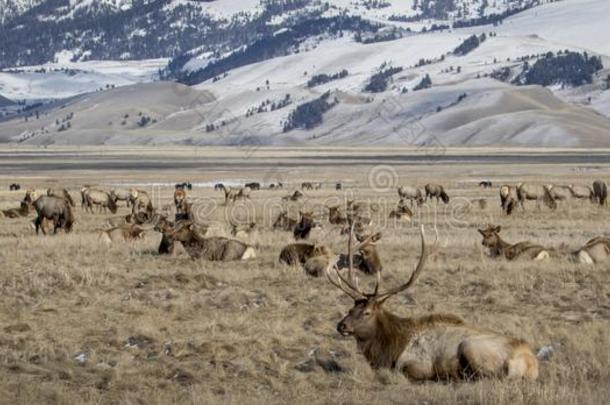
(358, 308, 465, 369)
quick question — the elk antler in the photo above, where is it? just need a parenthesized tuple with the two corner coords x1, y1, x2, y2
(375, 225, 427, 302)
(325, 262, 365, 300)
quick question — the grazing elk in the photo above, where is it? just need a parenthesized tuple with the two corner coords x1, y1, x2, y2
(592, 180, 607, 206)
(110, 188, 132, 207)
(301, 182, 313, 190)
(294, 211, 318, 240)
(517, 183, 557, 210)
(478, 225, 550, 261)
(163, 221, 256, 261)
(398, 186, 424, 207)
(85, 189, 118, 214)
(567, 184, 594, 202)
(499, 185, 520, 215)
(214, 183, 225, 191)
(389, 200, 413, 221)
(571, 236, 610, 264)
(336, 183, 342, 190)
(424, 184, 450, 204)
(545, 185, 571, 203)
(245, 182, 260, 191)
(33, 195, 74, 234)
(47, 188, 75, 207)
(479, 180, 493, 188)
(326, 226, 539, 381)
(9, 183, 21, 191)
(273, 210, 298, 231)
(99, 223, 148, 244)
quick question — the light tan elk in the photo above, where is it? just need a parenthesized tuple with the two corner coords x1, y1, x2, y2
(567, 184, 593, 202)
(1, 202, 30, 218)
(85, 189, 118, 214)
(389, 199, 413, 221)
(99, 223, 148, 244)
(517, 183, 557, 210)
(129, 188, 151, 213)
(545, 185, 571, 203)
(326, 226, 539, 381)
(397, 186, 424, 207)
(571, 236, 610, 264)
(223, 186, 251, 203)
(499, 185, 520, 215)
(478, 225, 550, 261)
(47, 188, 75, 207)
(164, 221, 256, 261)
(110, 188, 132, 207)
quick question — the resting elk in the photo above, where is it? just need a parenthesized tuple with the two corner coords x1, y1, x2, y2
(328, 205, 348, 225)
(294, 211, 318, 240)
(571, 236, 610, 264)
(279, 243, 333, 277)
(163, 221, 255, 261)
(389, 200, 413, 221)
(397, 186, 424, 207)
(478, 225, 550, 261)
(99, 223, 148, 244)
(326, 225, 539, 381)
(336, 228, 383, 275)
(273, 210, 298, 231)
(424, 184, 449, 204)
(1, 202, 30, 218)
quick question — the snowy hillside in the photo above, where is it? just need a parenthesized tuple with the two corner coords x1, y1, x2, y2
(0, 0, 609, 147)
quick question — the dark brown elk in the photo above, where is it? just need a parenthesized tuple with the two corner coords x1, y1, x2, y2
(47, 188, 75, 207)
(479, 180, 493, 188)
(9, 183, 21, 191)
(294, 211, 318, 240)
(592, 180, 607, 206)
(389, 200, 413, 221)
(164, 222, 255, 261)
(336, 183, 342, 190)
(499, 185, 520, 215)
(424, 184, 449, 204)
(336, 230, 383, 275)
(245, 182, 260, 190)
(326, 226, 539, 381)
(279, 243, 331, 266)
(567, 184, 593, 202)
(517, 183, 557, 210)
(478, 225, 550, 261)
(214, 183, 225, 191)
(328, 205, 348, 225)
(32, 195, 74, 234)
(301, 182, 313, 190)
(85, 189, 118, 214)
(273, 210, 298, 231)
(155, 217, 208, 256)
(22, 189, 38, 206)
(99, 223, 147, 244)
(173, 188, 192, 221)
(397, 186, 424, 207)
(571, 236, 610, 264)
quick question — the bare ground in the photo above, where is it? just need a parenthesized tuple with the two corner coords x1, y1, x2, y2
(0, 147, 609, 404)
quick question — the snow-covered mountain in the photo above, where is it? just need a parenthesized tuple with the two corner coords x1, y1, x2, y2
(0, 0, 609, 147)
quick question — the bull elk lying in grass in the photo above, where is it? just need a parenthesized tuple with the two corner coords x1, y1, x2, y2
(336, 230, 383, 275)
(279, 243, 333, 277)
(326, 225, 539, 381)
(161, 221, 255, 261)
(478, 225, 550, 261)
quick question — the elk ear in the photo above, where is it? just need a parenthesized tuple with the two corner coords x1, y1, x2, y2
(478, 229, 485, 236)
(371, 232, 382, 242)
(494, 225, 502, 233)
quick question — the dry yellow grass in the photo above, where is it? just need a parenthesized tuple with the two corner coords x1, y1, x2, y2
(0, 147, 609, 404)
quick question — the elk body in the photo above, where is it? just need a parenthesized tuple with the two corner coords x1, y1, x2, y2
(279, 243, 331, 266)
(592, 180, 607, 206)
(47, 188, 75, 207)
(99, 223, 147, 244)
(336, 231, 383, 275)
(84, 189, 118, 214)
(110, 188, 132, 207)
(1, 202, 30, 218)
(517, 183, 557, 210)
(545, 185, 571, 203)
(294, 211, 318, 240)
(478, 225, 550, 261)
(165, 222, 255, 261)
(326, 226, 539, 381)
(571, 236, 610, 264)
(499, 185, 520, 215)
(567, 185, 593, 201)
(424, 184, 449, 204)
(32, 195, 74, 234)
(397, 186, 424, 207)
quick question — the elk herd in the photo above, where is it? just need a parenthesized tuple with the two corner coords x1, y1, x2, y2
(3, 176, 610, 383)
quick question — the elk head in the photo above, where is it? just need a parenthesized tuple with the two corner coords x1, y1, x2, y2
(327, 222, 427, 339)
(478, 225, 503, 257)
